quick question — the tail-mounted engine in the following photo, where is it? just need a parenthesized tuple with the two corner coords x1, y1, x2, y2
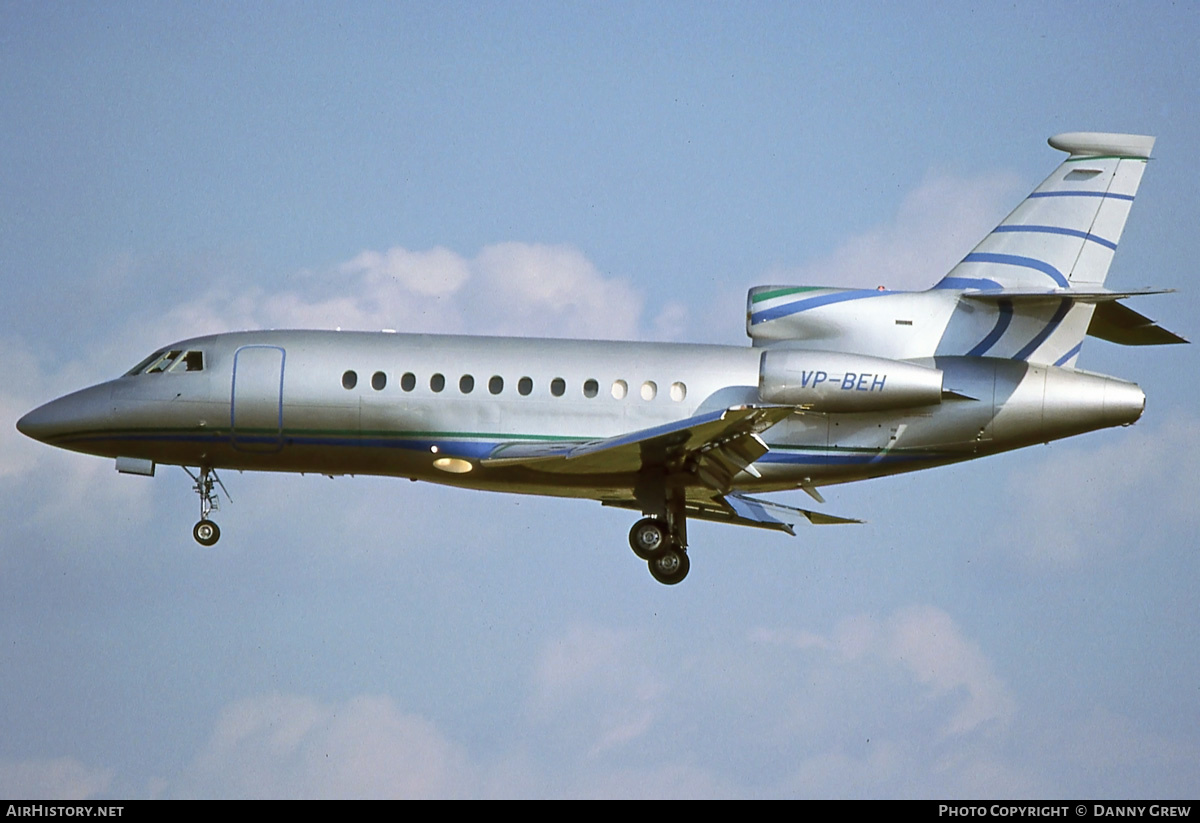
(758, 350, 944, 412)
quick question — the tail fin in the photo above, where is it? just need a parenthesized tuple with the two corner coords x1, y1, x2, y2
(936, 132, 1154, 292)
(935, 132, 1155, 366)
(745, 133, 1178, 366)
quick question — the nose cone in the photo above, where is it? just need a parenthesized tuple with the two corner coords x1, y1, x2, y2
(16, 404, 48, 441)
(17, 398, 70, 443)
(16, 384, 114, 447)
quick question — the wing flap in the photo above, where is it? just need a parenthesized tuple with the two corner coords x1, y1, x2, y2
(603, 492, 862, 534)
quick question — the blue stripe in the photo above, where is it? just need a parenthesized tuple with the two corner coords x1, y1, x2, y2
(1028, 191, 1135, 202)
(933, 276, 1004, 291)
(966, 299, 1014, 356)
(1053, 342, 1083, 367)
(56, 430, 505, 459)
(963, 252, 1070, 289)
(750, 289, 889, 325)
(1012, 299, 1074, 361)
(993, 224, 1117, 251)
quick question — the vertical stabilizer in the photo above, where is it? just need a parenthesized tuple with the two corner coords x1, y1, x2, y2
(934, 132, 1154, 366)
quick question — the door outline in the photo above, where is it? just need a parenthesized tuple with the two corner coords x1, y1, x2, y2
(230, 345, 286, 452)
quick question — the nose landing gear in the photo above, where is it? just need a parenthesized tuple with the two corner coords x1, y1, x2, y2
(193, 518, 220, 547)
(183, 466, 229, 546)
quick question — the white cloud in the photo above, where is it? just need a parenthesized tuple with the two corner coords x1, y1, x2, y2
(176, 693, 471, 799)
(111, 241, 646, 346)
(885, 605, 1016, 736)
(776, 171, 1025, 291)
(339, 246, 471, 298)
(469, 242, 643, 339)
(692, 169, 1026, 344)
(753, 604, 1016, 738)
(0, 757, 113, 800)
(530, 623, 666, 755)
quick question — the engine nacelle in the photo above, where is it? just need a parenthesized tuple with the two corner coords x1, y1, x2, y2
(759, 350, 944, 412)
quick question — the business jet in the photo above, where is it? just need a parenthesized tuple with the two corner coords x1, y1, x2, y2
(17, 132, 1185, 584)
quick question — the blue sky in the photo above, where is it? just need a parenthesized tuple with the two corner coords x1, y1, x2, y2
(2, 1, 1198, 798)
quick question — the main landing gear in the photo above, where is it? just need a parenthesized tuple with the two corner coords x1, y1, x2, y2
(628, 517, 690, 585)
(183, 466, 228, 546)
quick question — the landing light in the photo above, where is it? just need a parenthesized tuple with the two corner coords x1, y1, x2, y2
(432, 457, 474, 474)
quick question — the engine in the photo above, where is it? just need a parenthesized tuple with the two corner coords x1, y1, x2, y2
(758, 349, 944, 412)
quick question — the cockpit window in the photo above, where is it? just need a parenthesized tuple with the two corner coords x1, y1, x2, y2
(126, 349, 204, 376)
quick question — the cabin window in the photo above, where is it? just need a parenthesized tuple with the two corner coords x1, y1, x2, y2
(489, 375, 504, 395)
(670, 382, 687, 402)
(460, 374, 475, 394)
(430, 373, 445, 392)
(372, 371, 387, 391)
(342, 370, 358, 390)
(401, 372, 416, 391)
(611, 379, 627, 400)
(583, 379, 599, 398)
(641, 381, 657, 401)
(518, 377, 533, 396)
(550, 377, 566, 397)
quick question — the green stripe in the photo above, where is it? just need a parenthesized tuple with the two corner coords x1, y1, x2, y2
(750, 286, 823, 304)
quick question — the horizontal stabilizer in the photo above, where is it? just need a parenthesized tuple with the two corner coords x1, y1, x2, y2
(1087, 300, 1189, 345)
(961, 287, 1174, 304)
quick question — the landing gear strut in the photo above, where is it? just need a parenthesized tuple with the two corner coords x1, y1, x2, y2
(184, 466, 228, 546)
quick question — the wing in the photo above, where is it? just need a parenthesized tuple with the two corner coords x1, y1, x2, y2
(483, 405, 793, 490)
(483, 405, 863, 529)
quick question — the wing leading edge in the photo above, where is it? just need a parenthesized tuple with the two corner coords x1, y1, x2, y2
(482, 405, 793, 481)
